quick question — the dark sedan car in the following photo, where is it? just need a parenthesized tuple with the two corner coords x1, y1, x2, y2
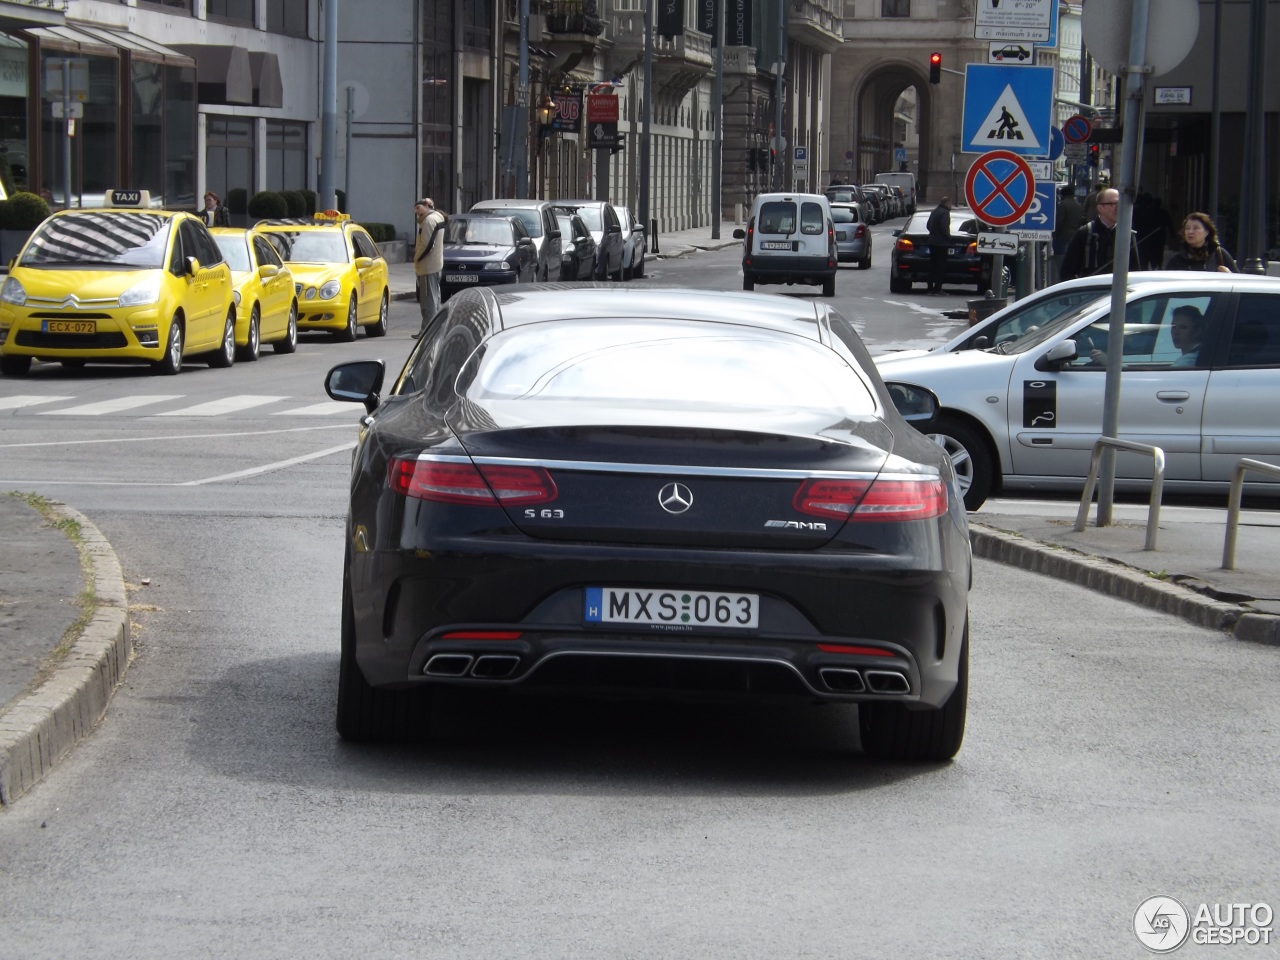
(555, 212, 597, 281)
(323, 286, 972, 761)
(552, 200, 625, 280)
(889, 209, 992, 294)
(440, 214, 537, 301)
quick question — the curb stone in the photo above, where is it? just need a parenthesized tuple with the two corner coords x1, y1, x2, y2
(969, 523, 1280, 645)
(0, 504, 131, 805)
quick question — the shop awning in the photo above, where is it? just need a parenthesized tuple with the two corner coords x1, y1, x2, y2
(171, 44, 253, 105)
(0, 0, 65, 32)
(24, 23, 196, 67)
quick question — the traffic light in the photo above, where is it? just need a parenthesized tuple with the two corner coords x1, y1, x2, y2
(1088, 143, 1100, 166)
(929, 52, 942, 84)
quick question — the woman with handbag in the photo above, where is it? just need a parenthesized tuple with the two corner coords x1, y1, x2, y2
(1163, 212, 1237, 272)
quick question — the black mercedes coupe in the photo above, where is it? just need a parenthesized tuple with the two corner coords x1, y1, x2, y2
(324, 285, 971, 760)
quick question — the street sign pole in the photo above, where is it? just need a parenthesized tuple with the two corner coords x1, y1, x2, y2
(1097, 0, 1151, 527)
(62, 59, 72, 211)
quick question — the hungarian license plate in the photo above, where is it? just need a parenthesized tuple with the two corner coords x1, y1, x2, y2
(444, 273, 478, 283)
(950, 246, 965, 255)
(44, 319, 95, 334)
(584, 587, 759, 629)
(761, 241, 792, 251)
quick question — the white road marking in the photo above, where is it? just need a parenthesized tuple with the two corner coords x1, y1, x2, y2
(38, 395, 183, 415)
(274, 401, 357, 416)
(1, 423, 356, 449)
(181, 442, 357, 485)
(151, 395, 289, 417)
(0, 395, 72, 411)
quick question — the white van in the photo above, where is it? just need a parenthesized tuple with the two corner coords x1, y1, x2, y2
(875, 172, 917, 215)
(733, 192, 838, 297)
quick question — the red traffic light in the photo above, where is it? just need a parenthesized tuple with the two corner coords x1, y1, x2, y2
(930, 52, 942, 65)
(929, 52, 942, 84)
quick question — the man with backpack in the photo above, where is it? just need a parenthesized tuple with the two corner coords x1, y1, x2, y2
(413, 197, 448, 337)
(1060, 187, 1141, 281)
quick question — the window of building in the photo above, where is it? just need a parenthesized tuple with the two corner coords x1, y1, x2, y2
(205, 115, 254, 216)
(206, 0, 255, 28)
(0, 35, 29, 190)
(165, 65, 197, 211)
(881, 0, 910, 16)
(139, 0, 194, 13)
(266, 119, 307, 191)
(267, 0, 308, 37)
(421, 1, 454, 205)
(41, 51, 119, 208)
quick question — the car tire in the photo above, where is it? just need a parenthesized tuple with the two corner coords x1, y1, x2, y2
(611, 257, 624, 282)
(0, 354, 32, 377)
(367, 291, 389, 338)
(742, 273, 754, 291)
(273, 302, 299, 354)
(336, 569, 432, 742)
(859, 618, 968, 761)
(859, 255, 872, 270)
(633, 256, 644, 279)
(152, 317, 183, 376)
(822, 276, 836, 297)
(928, 416, 994, 511)
(889, 276, 912, 294)
(336, 295, 358, 342)
(208, 307, 237, 368)
(236, 305, 261, 362)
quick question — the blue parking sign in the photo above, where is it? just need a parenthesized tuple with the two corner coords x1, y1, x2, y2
(1011, 181, 1058, 237)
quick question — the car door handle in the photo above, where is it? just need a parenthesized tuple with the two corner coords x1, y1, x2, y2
(1156, 391, 1191, 402)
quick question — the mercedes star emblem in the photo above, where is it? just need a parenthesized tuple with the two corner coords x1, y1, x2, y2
(658, 482, 693, 515)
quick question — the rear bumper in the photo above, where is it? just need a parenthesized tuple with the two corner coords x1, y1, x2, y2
(743, 255, 837, 286)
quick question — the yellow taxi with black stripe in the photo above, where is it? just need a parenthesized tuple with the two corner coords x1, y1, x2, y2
(0, 189, 237, 377)
(253, 211, 389, 341)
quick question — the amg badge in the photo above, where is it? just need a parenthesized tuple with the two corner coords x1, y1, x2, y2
(764, 520, 827, 530)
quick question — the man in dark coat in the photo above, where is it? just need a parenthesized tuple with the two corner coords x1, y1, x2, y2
(926, 196, 952, 294)
(1060, 188, 1141, 280)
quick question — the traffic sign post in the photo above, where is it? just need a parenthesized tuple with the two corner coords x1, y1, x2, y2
(1009, 181, 1057, 240)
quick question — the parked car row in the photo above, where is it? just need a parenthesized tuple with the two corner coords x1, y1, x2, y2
(446, 198, 649, 302)
(0, 192, 389, 377)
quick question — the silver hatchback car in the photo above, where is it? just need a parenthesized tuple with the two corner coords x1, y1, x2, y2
(831, 202, 872, 269)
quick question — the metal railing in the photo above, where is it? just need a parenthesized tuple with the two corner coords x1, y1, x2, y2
(1074, 438, 1166, 551)
(1222, 458, 1280, 570)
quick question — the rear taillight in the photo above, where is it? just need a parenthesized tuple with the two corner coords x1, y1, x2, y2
(895, 237, 914, 252)
(855, 224, 866, 239)
(388, 458, 557, 506)
(793, 478, 947, 522)
(966, 241, 977, 255)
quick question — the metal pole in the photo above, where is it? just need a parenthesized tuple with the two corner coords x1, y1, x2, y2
(516, 0, 530, 200)
(1096, 0, 1151, 527)
(773, 0, 786, 191)
(344, 85, 354, 199)
(62, 59, 71, 211)
(1209, 0, 1222, 223)
(639, 1, 653, 233)
(319, 0, 338, 209)
(1237, 0, 1268, 273)
(710, 0, 723, 239)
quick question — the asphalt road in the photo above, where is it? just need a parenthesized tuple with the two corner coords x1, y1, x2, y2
(2, 252, 1278, 957)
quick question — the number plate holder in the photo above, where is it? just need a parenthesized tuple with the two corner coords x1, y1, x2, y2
(44, 319, 96, 334)
(584, 587, 759, 629)
(444, 273, 479, 283)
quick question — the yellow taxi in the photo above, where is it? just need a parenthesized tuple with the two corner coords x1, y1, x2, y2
(0, 189, 236, 377)
(209, 227, 299, 361)
(253, 211, 389, 342)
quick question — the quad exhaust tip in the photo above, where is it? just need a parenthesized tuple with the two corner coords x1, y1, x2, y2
(818, 667, 866, 693)
(472, 655, 521, 679)
(864, 670, 911, 694)
(424, 654, 474, 677)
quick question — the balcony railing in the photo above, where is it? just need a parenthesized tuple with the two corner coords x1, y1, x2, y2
(544, 0, 604, 36)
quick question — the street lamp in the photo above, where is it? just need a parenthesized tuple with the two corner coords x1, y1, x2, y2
(536, 93, 557, 129)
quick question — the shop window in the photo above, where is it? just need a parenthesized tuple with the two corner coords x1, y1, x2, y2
(205, 115, 254, 216)
(166, 66, 197, 212)
(41, 52, 118, 207)
(267, 119, 307, 191)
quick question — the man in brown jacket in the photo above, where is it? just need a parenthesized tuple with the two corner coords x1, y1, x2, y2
(413, 197, 447, 337)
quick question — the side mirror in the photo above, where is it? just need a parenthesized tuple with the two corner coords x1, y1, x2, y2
(354, 256, 373, 269)
(258, 264, 280, 279)
(892, 229, 901, 237)
(325, 359, 386, 416)
(607, 222, 621, 234)
(732, 228, 745, 239)
(885, 382, 939, 428)
(971, 335, 990, 350)
(184, 256, 201, 276)
(1035, 339, 1078, 371)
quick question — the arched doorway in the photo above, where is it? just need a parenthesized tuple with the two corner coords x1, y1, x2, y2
(852, 63, 930, 200)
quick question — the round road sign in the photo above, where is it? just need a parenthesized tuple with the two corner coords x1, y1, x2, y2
(1063, 114, 1093, 144)
(965, 150, 1036, 227)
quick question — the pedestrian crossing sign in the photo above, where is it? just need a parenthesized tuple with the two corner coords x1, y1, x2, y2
(962, 64, 1054, 157)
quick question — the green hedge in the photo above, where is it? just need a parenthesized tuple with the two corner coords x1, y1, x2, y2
(0, 191, 52, 231)
(226, 188, 248, 215)
(359, 222, 396, 243)
(281, 189, 307, 218)
(247, 190, 289, 219)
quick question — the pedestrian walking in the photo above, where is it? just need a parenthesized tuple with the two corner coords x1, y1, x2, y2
(413, 197, 447, 337)
(199, 191, 230, 227)
(926, 196, 952, 294)
(1163, 211, 1238, 273)
(1059, 187, 1141, 281)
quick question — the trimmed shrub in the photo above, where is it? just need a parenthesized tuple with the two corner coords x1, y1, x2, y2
(0, 191, 52, 231)
(300, 189, 318, 216)
(247, 190, 289, 219)
(226, 188, 248, 215)
(281, 189, 307, 218)
(359, 222, 396, 243)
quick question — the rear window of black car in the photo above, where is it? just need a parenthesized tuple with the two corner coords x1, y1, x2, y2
(458, 318, 877, 418)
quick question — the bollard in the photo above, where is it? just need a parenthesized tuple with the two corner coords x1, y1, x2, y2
(967, 295, 1007, 327)
(650, 218, 659, 254)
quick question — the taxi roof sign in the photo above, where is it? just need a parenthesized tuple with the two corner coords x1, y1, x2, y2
(313, 209, 350, 222)
(104, 189, 151, 208)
